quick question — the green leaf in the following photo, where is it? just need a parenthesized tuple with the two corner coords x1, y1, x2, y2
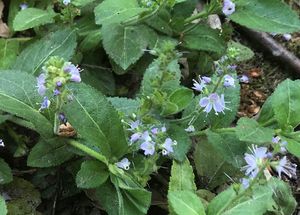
(63, 83, 128, 159)
(0, 70, 53, 137)
(81, 66, 115, 95)
(230, 0, 300, 33)
(281, 137, 300, 158)
(142, 58, 181, 96)
(13, 28, 77, 75)
(0, 195, 7, 215)
(95, 172, 151, 215)
(108, 97, 140, 116)
(227, 41, 254, 62)
(194, 137, 240, 189)
(168, 191, 206, 215)
(76, 160, 109, 188)
(169, 158, 196, 192)
(13, 8, 56, 31)
(0, 39, 19, 69)
(72, 0, 95, 7)
(94, 0, 147, 25)
(145, 9, 173, 35)
(168, 88, 194, 112)
(206, 130, 246, 168)
(207, 186, 237, 215)
(3, 178, 41, 214)
(183, 25, 226, 54)
(168, 125, 192, 162)
(102, 24, 153, 70)
(235, 118, 274, 144)
(271, 79, 300, 128)
(79, 29, 102, 52)
(208, 184, 276, 215)
(267, 178, 297, 215)
(0, 159, 12, 185)
(27, 137, 73, 167)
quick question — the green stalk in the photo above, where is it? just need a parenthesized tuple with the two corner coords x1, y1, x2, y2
(68, 140, 109, 166)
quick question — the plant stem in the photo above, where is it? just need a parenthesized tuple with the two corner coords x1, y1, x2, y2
(214, 127, 236, 133)
(184, 10, 208, 24)
(68, 140, 109, 166)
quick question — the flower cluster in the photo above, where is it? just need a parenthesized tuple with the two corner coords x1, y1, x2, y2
(126, 119, 177, 156)
(240, 143, 297, 189)
(36, 56, 81, 110)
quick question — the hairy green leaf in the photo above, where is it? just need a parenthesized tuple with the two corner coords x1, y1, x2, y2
(13, 28, 77, 75)
(230, 0, 300, 33)
(0, 39, 19, 69)
(108, 97, 139, 116)
(94, 0, 147, 25)
(169, 158, 196, 192)
(236, 118, 274, 144)
(64, 83, 128, 159)
(271, 79, 300, 128)
(183, 25, 226, 54)
(13, 8, 56, 31)
(27, 138, 73, 167)
(76, 160, 109, 188)
(0, 71, 52, 137)
(168, 191, 206, 215)
(102, 24, 154, 70)
(267, 178, 297, 215)
(227, 41, 254, 62)
(168, 125, 192, 162)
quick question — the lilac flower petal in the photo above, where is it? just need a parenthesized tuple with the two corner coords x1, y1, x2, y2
(20, 3, 28, 10)
(140, 141, 155, 155)
(40, 97, 51, 110)
(199, 97, 209, 107)
(162, 138, 174, 155)
(275, 156, 297, 178)
(239, 75, 249, 83)
(223, 74, 235, 87)
(130, 132, 141, 143)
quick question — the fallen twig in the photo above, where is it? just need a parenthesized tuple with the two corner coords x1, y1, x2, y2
(238, 27, 300, 73)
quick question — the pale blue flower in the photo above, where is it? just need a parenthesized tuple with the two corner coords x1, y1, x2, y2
(40, 97, 51, 111)
(19, 3, 28, 10)
(275, 156, 297, 178)
(162, 138, 174, 155)
(202, 76, 211, 84)
(199, 93, 226, 114)
(56, 81, 63, 87)
(116, 158, 131, 170)
(59, 113, 67, 124)
(222, 0, 235, 16)
(140, 141, 155, 155)
(241, 145, 268, 178)
(272, 136, 288, 153)
(283, 34, 292, 41)
(239, 75, 249, 83)
(130, 132, 141, 144)
(53, 89, 61, 96)
(63, 0, 71, 5)
(151, 127, 159, 135)
(272, 136, 280, 144)
(161, 126, 167, 133)
(223, 74, 235, 87)
(241, 178, 250, 189)
(64, 64, 81, 83)
(192, 77, 206, 92)
(141, 131, 152, 142)
(0, 139, 4, 147)
(128, 120, 140, 131)
(37, 73, 47, 96)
